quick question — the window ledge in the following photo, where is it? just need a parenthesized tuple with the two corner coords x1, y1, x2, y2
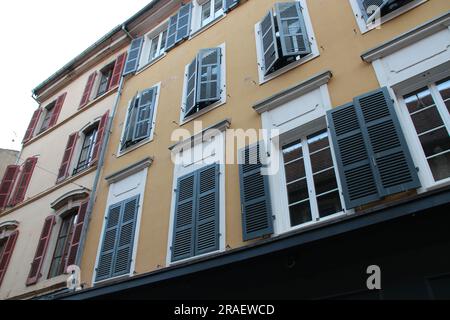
(136, 54, 167, 76)
(189, 14, 226, 41)
(116, 137, 154, 158)
(78, 86, 118, 111)
(169, 249, 227, 268)
(180, 99, 227, 126)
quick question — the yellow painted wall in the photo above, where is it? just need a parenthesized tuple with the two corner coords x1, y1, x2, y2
(80, 0, 450, 286)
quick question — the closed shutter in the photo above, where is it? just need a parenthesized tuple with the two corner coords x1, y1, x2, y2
(23, 109, 42, 143)
(90, 111, 109, 165)
(165, 14, 178, 51)
(9, 157, 38, 206)
(259, 10, 279, 76)
(133, 88, 157, 141)
(65, 199, 89, 271)
(122, 97, 138, 150)
(79, 72, 97, 108)
(123, 37, 144, 76)
(176, 3, 192, 43)
(197, 48, 221, 104)
(48, 93, 67, 128)
(109, 52, 127, 90)
(0, 230, 19, 287)
(26, 216, 56, 286)
(275, 2, 311, 57)
(224, 0, 240, 12)
(185, 57, 198, 117)
(57, 133, 78, 182)
(0, 165, 20, 209)
(239, 143, 274, 241)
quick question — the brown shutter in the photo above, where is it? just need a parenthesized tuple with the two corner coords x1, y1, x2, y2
(9, 157, 38, 207)
(109, 53, 127, 90)
(23, 109, 42, 143)
(65, 200, 89, 271)
(48, 92, 67, 127)
(0, 165, 20, 209)
(57, 133, 78, 182)
(26, 216, 56, 286)
(0, 230, 19, 287)
(90, 111, 109, 165)
(79, 72, 97, 108)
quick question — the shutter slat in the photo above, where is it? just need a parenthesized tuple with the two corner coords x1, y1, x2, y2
(175, 3, 192, 43)
(26, 216, 55, 286)
(259, 10, 279, 76)
(239, 143, 274, 241)
(65, 199, 89, 271)
(0, 230, 19, 286)
(57, 133, 78, 182)
(9, 157, 38, 206)
(133, 88, 157, 141)
(165, 14, 178, 51)
(0, 165, 20, 209)
(109, 52, 127, 90)
(23, 109, 42, 143)
(224, 0, 240, 12)
(48, 93, 67, 128)
(185, 57, 198, 117)
(197, 48, 221, 104)
(90, 110, 109, 165)
(123, 37, 144, 76)
(79, 72, 97, 108)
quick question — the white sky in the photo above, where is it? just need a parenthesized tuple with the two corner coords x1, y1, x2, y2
(0, 0, 152, 151)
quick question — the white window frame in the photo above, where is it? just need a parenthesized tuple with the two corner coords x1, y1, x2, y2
(190, 0, 226, 36)
(254, 0, 320, 85)
(138, 21, 169, 71)
(348, 0, 428, 34)
(180, 43, 227, 124)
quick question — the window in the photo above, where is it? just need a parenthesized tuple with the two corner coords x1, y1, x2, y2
(96, 64, 115, 97)
(148, 29, 168, 63)
(201, 0, 223, 26)
(38, 102, 56, 134)
(182, 45, 225, 120)
(73, 125, 98, 175)
(402, 78, 450, 182)
(48, 210, 77, 278)
(120, 85, 159, 152)
(282, 130, 343, 227)
(357, 0, 417, 23)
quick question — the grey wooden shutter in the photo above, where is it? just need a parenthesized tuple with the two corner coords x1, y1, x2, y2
(133, 88, 157, 141)
(239, 143, 274, 241)
(166, 14, 178, 51)
(172, 172, 196, 262)
(327, 102, 380, 209)
(121, 96, 138, 150)
(176, 3, 192, 43)
(185, 57, 198, 117)
(275, 2, 311, 57)
(224, 0, 239, 12)
(353, 87, 420, 196)
(197, 48, 222, 104)
(195, 164, 220, 256)
(123, 37, 144, 76)
(112, 195, 139, 277)
(259, 10, 279, 76)
(96, 203, 122, 282)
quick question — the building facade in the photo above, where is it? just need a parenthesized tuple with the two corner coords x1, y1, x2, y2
(0, 149, 19, 179)
(2, 0, 450, 300)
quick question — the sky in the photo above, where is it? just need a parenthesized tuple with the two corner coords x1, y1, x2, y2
(0, 0, 152, 151)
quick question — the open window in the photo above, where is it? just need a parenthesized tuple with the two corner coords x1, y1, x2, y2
(73, 124, 99, 175)
(96, 63, 115, 98)
(38, 102, 56, 134)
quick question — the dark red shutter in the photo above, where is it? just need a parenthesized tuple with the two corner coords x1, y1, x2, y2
(23, 109, 42, 143)
(48, 92, 67, 128)
(9, 157, 38, 207)
(57, 133, 78, 182)
(65, 200, 89, 271)
(26, 216, 55, 286)
(0, 165, 20, 209)
(109, 52, 127, 90)
(0, 230, 19, 287)
(79, 72, 97, 108)
(90, 111, 109, 165)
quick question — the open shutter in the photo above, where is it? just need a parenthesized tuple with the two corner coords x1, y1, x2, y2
(275, 2, 311, 57)
(166, 14, 178, 51)
(176, 3, 192, 43)
(224, 0, 240, 12)
(23, 109, 42, 143)
(90, 111, 109, 165)
(197, 48, 222, 104)
(185, 57, 198, 117)
(259, 10, 279, 76)
(27, 216, 56, 286)
(0, 165, 20, 209)
(172, 172, 196, 262)
(57, 133, 78, 182)
(96, 203, 122, 282)
(65, 199, 89, 270)
(9, 157, 38, 206)
(79, 72, 97, 108)
(239, 143, 274, 241)
(109, 52, 127, 90)
(353, 87, 420, 196)
(0, 230, 19, 287)
(195, 164, 220, 256)
(123, 37, 144, 76)
(48, 93, 67, 128)
(112, 196, 139, 278)
(133, 88, 156, 141)
(122, 97, 138, 150)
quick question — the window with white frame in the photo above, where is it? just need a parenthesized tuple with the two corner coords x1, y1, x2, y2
(73, 124, 99, 175)
(96, 63, 115, 98)
(201, 0, 224, 27)
(401, 78, 450, 183)
(146, 28, 168, 64)
(38, 102, 56, 134)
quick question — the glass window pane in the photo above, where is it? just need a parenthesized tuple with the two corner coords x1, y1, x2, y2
(287, 178, 309, 204)
(214, 0, 223, 15)
(160, 30, 167, 52)
(428, 152, 450, 181)
(419, 127, 450, 158)
(202, 1, 211, 24)
(307, 130, 329, 153)
(404, 88, 435, 113)
(289, 201, 312, 227)
(149, 37, 159, 61)
(310, 148, 334, 173)
(410, 106, 444, 135)
(437, 78, 450, 114)
(317, 191, 342, 218)
(314, 169, 338, 195)
(283, 141, 303, 162)
(284, 159, 306, 183)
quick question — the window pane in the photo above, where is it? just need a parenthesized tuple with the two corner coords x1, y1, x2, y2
(160, 30, 167, 52)
(410, 106, 444, 134)
(314, 169, 338, 195)
(287, 178, 309, 204)
(283, 141, 303, 162)
(214, 0, 223, 14)
(202, 1, 211, 23)
(317, 191, 342, 218)
(307, 130, 329, 153)
(284, 159, 305, 183)
(149, 36, 159, 61)
(310, 148, 334, 173)
(428, 152, 450, 181)
(404, 87, 435, 113)
(437, 78, 450, 113)
(289, 201, 312, 227)
(419, 127, 450, 158)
